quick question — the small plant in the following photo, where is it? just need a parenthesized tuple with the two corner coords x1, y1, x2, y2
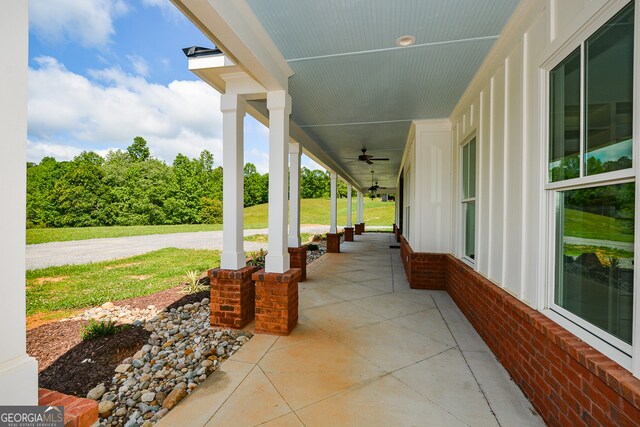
(247, 249, 267, 268)
(307, 244, 319, 251)
(311, 234, 323, 242)
(81, 319, 121, 341)
(181, 270, 208, 294)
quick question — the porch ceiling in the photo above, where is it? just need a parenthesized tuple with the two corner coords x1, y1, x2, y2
(245, 0, 521, 190)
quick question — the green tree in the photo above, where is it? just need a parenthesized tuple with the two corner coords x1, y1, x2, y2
(244, 163, 268, 207)
(127, 136, 151, 162)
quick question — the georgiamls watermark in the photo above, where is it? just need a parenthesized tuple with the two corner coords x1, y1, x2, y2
(0, 406, 64, 427)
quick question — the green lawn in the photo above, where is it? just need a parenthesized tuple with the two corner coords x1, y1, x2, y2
(28, 198, 396, 244)
(26, 248, 220, 317)
(565, 208, 634, 243)
(244, 233, 314, 243)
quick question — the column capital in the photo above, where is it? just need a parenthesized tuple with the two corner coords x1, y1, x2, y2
(288, 141, 301, 154)
(267, 90, 292, 115)
(220, 93, 246, 114)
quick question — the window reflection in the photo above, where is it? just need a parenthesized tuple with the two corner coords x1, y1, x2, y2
(555, 183, 635, 344)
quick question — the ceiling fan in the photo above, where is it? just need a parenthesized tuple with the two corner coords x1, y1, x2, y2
(368, 171, 388, 197)
(348, 148, 390, 165)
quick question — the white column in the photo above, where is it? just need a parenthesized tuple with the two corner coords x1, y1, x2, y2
(0, 0, 38, 405)
(288, 141, 302, 248)
(266, 90, 292, 273)
(357, 191, 364, 224)
(330, 172, 338, 233)
(220, 93, 246, 270)
(346, 184, 353, 227)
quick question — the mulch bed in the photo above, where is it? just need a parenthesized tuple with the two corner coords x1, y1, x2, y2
(27, 286, 209, 397)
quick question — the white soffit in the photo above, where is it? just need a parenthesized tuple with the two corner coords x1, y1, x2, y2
(246, 0, 521, 189)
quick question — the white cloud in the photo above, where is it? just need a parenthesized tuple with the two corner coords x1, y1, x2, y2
(248, 148, 270, 174)
(29, 0, 128, 47)
(126, 55, 150, 77)
(141, 0, 183, 21)
(28, 57, 224, 164)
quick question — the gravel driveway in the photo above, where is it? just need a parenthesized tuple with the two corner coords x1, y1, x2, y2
(26, 225, 330, 270)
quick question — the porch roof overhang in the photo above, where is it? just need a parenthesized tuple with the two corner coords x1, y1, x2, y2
(172, 0, 522, 192)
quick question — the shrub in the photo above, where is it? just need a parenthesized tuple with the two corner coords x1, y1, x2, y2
(201, 197, 223, 224)
(181, 270, 208, 294)
(247, 249, 266, 268)
(81, 320, 121, 341)
(306, 244, 319, 251)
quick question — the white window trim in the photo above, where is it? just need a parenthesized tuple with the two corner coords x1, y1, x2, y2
(539, 0, 640, 376)
(460, 134, 477, 266)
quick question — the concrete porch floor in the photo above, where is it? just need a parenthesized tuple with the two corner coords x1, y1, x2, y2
(158, 233, 544, 426)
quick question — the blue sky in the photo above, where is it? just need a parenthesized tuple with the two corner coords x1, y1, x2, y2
(27, 0, 321, 173)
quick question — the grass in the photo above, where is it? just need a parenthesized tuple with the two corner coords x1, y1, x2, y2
(28, 198, 396, 244)
(27, 224, 223, 245)
(26, 248, 220, 317)
(565, 208, 634, 243)
(244, 232, 314, 243)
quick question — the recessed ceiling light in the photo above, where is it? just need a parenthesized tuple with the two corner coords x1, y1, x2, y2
(395, 35, 416, 47)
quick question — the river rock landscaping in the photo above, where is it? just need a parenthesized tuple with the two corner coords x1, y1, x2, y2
(88, 298, 252, 426)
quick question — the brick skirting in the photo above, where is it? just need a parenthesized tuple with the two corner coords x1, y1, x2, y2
(400, 237, 640, 426)
(39, 388, 98, 427)
(326, 233, 340, 253)
(253, 268, 301, 335)
(288, 246, 307, 282)
(208, 265, 259, 329)
(344, 227, 354, 242)
(354, 223, 365, 235)
(399, 236, 446, 290)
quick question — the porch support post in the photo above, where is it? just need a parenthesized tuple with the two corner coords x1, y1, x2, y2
(355, 191, 365, 235)
(287, 141, 307, 281)
(265, 90, 291, 273)
(344, 184, 354, 241)
(220, 93, 246, 270)
(357, 191, 364, 224)
(329, 172, 338, 234)
(288, 141, 302, 248)
(0, 0, 38, 404)
(327, 172, 340, 252)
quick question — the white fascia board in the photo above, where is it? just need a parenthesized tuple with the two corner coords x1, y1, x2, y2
(172, 0, 293, 91)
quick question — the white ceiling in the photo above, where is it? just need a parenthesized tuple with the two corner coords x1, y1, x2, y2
(246, 0, 521, 189)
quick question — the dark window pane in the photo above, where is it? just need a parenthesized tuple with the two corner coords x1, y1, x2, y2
(550, 48, 581, 182)
(555, 183, 635, 344)
(585, 3, 634, 176)
(465, 202, 475, 259)
(469, 138, 476, 198)
(462, 143, 469, 199)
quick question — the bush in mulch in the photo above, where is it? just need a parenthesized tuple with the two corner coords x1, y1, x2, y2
(38, 325, 151, 397)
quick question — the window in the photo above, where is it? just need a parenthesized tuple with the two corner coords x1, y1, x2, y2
(549, 2, 635, 351)
(462, 137, 476, 261)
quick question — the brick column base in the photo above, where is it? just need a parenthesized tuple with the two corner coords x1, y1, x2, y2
(39, 388, 98, 427)
(355, 223, 365, 235)
(253, 269, 301, 335)
(326, 233, 340, 253)
(344, 227, 354, 241)
(288, 246, 307, 282)
(208, 265, 259, 329)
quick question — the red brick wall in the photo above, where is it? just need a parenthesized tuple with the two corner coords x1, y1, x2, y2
(399, 236, 446, 290)
(399, 237, 640, 426)
(253, 269, 300, 335)
(326, 233, 340, 253)
(446, 256, 640, 426)
(288, 246, 307, 282)
(39, 388, 98, 427)
(344, 227, 354, 242)
(208, 265, 259, 329)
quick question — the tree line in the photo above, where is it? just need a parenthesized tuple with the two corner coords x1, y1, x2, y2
(27, 137, 351, 228)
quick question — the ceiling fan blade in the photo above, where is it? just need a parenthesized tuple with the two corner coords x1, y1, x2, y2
(366, 159, 373, 165)
(370, 158, 390, 161)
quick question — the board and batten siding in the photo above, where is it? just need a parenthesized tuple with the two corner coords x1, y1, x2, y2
(448, 0, 631, 308)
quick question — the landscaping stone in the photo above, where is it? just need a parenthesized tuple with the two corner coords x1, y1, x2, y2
(87, 383, 106, 400)
(91, 297, 252, 426)
(98, 401, 115, 417)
